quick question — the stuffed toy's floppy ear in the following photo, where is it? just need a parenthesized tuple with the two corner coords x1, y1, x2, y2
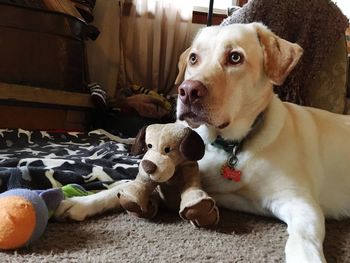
(175, 47, 191, 85)
(131, 126, 147, 155)
(253, 23, 303, 86)
(179, 128, 205, 161)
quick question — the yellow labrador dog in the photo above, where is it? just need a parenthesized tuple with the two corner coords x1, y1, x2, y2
(55, 23, 350, 263)
(176, 23, 350, 263)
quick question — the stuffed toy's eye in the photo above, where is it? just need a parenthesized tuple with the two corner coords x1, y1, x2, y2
(164, 147, 171, 153)
(147, 144, 153, 149)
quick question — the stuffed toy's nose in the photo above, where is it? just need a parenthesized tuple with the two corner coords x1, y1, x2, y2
(142, 160, 157, 174)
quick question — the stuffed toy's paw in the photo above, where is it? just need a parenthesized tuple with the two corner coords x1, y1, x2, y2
(180, 199, 219, 228)
(117, 180, 158, 219)
(179, 189, 219, 228)
(118, 192, 158, 219)
(0, 188, 63, 250)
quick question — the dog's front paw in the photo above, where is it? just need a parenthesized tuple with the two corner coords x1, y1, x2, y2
(180, 197, 219, 228)
(54, 197, 93, 221)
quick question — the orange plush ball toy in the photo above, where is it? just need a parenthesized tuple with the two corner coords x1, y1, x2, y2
(0, 188, 63, 250)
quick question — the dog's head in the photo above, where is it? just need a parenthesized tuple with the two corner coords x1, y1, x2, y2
(131, 123, 205, 183)
(176, 23, 303, 140)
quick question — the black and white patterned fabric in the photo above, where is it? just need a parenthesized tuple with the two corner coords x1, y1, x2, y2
(0, 129, 140, 193)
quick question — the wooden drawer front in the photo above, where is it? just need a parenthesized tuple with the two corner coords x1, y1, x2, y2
(0, 105, 89, 131)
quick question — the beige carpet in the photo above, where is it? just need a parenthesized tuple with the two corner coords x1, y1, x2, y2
(1, 209, 350, 263)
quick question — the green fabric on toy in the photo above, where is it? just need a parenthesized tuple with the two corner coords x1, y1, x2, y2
(61, 184, 92, 199)
(118, 123, 220, 228)
(0, 184, 91, 250)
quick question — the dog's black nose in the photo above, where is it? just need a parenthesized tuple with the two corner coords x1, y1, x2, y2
(142, 160, 157, 174)
(178, 80, 207, 105)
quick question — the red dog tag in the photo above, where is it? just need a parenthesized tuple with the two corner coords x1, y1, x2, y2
(221, 165, 241, 182)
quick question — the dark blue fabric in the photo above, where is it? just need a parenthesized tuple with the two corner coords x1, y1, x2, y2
(0, 129, 139, 192)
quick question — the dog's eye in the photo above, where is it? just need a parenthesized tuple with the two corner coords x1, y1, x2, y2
(189, 53, 198, 65)
(228, 51, 243, 65)
(164, 147, 171, 153)
(147, 144, 153, 149)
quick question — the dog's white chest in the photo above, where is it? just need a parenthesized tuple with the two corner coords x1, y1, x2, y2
(199, 144, 245, 194)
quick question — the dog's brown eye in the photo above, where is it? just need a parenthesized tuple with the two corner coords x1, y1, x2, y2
(164, 147, 171, 153)
(147, 144, 152, 149)
(228, 51, 243, 65)
(189, 53, 198, 65)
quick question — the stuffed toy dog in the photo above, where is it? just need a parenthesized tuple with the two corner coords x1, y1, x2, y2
(118, 123, 219, 227)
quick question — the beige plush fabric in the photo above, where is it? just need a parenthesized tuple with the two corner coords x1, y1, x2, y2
(1, 209, 350, 262)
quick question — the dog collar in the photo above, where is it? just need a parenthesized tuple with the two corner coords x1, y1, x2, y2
(211, 112, 264, 182)
(211, 136, 239, 154)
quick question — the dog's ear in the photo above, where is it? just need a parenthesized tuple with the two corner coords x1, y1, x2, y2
(179, 128, 205, 161)
(253, 23, 303, 86)
(130, 126, 147, 155)
(175, 47, 191, 85)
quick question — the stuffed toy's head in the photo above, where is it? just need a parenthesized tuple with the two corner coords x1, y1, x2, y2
(131, 123, 205, 182)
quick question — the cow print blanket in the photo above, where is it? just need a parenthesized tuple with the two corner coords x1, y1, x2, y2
(0, 129, 140, 194)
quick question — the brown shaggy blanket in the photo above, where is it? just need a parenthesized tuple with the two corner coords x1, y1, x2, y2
(222, 0, 349, 106)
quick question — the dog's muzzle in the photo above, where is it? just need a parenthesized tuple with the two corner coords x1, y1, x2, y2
(177, 80, 209, 125)
(178, 80, 207, 105)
